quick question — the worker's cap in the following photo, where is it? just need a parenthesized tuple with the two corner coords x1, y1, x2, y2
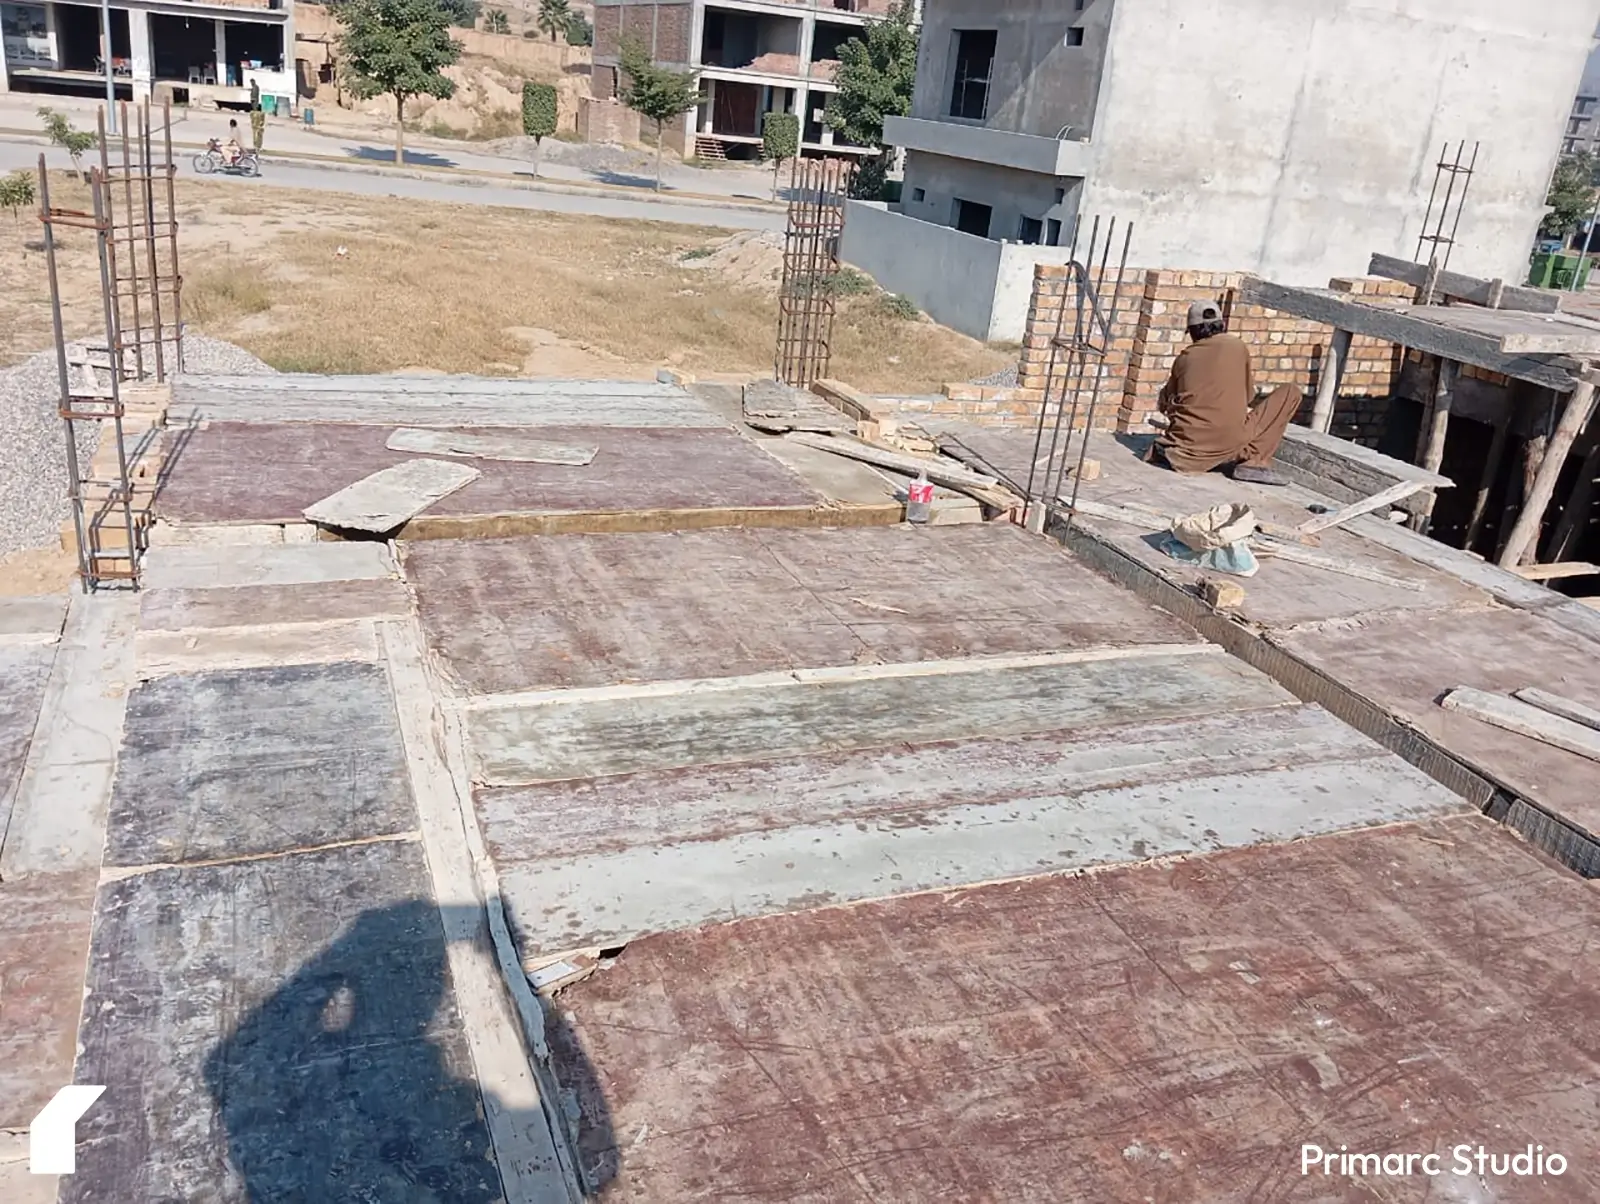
(1187, 300, 1223, 326)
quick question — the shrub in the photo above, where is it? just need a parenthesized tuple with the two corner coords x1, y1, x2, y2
(878, 293, 919, 320)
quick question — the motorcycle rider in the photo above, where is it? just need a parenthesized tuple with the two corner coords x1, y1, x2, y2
(223, 119, 242, 168)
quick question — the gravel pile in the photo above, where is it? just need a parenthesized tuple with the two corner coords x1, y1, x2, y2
(0, 335, 273, 560)
(971, 363, 1019, 388)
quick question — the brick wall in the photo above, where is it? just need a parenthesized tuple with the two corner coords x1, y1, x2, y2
(932, 267, 1414, 445)
(595, 3, 694, 66)
(578, 95, 640, 143)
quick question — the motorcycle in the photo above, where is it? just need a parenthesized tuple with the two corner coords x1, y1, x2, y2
(193, 139, 260, 177)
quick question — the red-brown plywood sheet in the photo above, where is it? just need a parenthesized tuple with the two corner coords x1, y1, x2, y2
(405, 523, 1201, 693)
(0, 868, 98, 1128)
(1279, 605, 1600, 839)
(155, 423, 820, 523)
(548, 816, 1600, 1201)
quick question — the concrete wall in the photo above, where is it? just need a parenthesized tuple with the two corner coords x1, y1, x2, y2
(900, 148, 1080, 240)
(840, 201, 1077, 341)
(1084, 0, 1600, 286)
(910, 0, 1112, 139)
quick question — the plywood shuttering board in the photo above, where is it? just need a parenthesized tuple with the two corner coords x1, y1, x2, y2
(155, 424, 821, 525)
(405, 524, 1204, 695)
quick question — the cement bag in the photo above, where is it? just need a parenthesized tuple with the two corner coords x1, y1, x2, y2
(1161, 503, 1259, 577)
(1172, 503, 1256, 550)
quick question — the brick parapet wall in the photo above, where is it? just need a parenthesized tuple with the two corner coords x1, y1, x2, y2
(936, 267, 1416, 434)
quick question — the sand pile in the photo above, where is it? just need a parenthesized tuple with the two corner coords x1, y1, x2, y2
(679, 231, 786, 291)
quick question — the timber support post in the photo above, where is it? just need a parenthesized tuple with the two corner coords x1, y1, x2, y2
(1498, 380, 1599, 569)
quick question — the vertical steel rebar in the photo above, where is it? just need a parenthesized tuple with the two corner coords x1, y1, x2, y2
(39, 160, 93, 592)
(118, 100, 145, 380)
(140, 102, 166, 380)
(90, 171, 139, 582)
(163, 100, 184, 372)
(1023, 217, 1083, 518)
(1066, 222, 1135, 523)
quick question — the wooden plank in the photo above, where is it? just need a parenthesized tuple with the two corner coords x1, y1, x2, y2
(133, 620, 381, 680)
(1510, 562, 1599, 581)
(1464, 414, 1512, 551)
(1367, 253, 1561, 313)
(784, 431, 1000, 489)
(139, 542, 396, 589)
(1278, 424, 1451, 491)
(1498, 381, 1598, 568)
(398, 501, 905, 541)
(1440, 687, 1600, 762)
(380, 622, 584, 1204)
(810, 378, 892, 423)
(467, 649, 1284, 787)
(385, 428, 597, 465)
(1309, 328, 1351, 433)
(1549, 440, 1600, 562)
(1411, 358, 1458, 532)
(1252, 536, 1428, 591)
(304, 459, 480, 533)
(1514, 687, 1600, 733)
(1240, 278, 1580, 392)
(1298, 481, 1428, 535)
(177, 374, 681, 396)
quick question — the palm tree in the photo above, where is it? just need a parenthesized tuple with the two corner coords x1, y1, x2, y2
(537, 0, 571, 42)
(484, 8, 509, 33)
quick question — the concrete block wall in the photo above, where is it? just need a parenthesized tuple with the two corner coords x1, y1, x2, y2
(932, 267, 1414, 439)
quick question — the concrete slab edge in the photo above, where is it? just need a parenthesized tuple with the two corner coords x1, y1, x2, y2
(464, 642, 1221, 713)
(1050, 515, 1600, 880)
(1, 595, 139, 880)
(380, 621, 586, 1203)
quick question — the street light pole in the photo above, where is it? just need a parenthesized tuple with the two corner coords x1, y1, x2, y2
(1579, 188, 1600, 293)
(100, 0, 117, 135)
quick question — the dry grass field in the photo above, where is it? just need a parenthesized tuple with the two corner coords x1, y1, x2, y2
(0, 174, 1010, 393)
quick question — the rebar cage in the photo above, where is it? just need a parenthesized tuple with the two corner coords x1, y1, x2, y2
(39, 100, 183, 591)
(1414, 140, 1479, 301)
(1024, 215, 1134, 531)
(775, 157, 856, 388)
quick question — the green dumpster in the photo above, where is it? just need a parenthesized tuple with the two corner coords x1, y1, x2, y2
(1532, 250, 1594, 290)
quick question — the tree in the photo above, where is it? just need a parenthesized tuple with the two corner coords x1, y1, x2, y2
(0, 171, 35, 238)
(484, 8, 509, 34)
(537, 0, 571, 42)
(521, 81, 557, 177)
(565, 12, 592, 46)
(618, 39, 699, 193)
(338, 0, 463, 164)
(1544, 152, 1600, 241)
(761, 110, 799, 201)
(37, 107, 98, 178)
(441, 0, 478, 28)
(825, 0, 917, 199)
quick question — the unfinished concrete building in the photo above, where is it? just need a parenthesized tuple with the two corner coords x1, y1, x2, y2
(0, 0, 295, 111)
(848, 0, 1600, 341)
(590, 0, 895, 159)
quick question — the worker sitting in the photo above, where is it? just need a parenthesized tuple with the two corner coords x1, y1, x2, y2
(1148, 301, 1302, 485)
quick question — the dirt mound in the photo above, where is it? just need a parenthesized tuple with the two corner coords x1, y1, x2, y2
(679, 231, 786, 291)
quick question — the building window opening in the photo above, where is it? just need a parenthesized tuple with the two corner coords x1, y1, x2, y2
(953, 197, 992, 237)
(948, 29, 996, 120)
(1067, 28, 1084, 47)
(1046, 217, 1062, 246)
(1018, 216, 1043, 245)
(911, 187, 926, 202)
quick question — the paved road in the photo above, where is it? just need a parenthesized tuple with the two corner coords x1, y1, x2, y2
(0, 92, 781, 203)
(0, 139, 784, 231)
